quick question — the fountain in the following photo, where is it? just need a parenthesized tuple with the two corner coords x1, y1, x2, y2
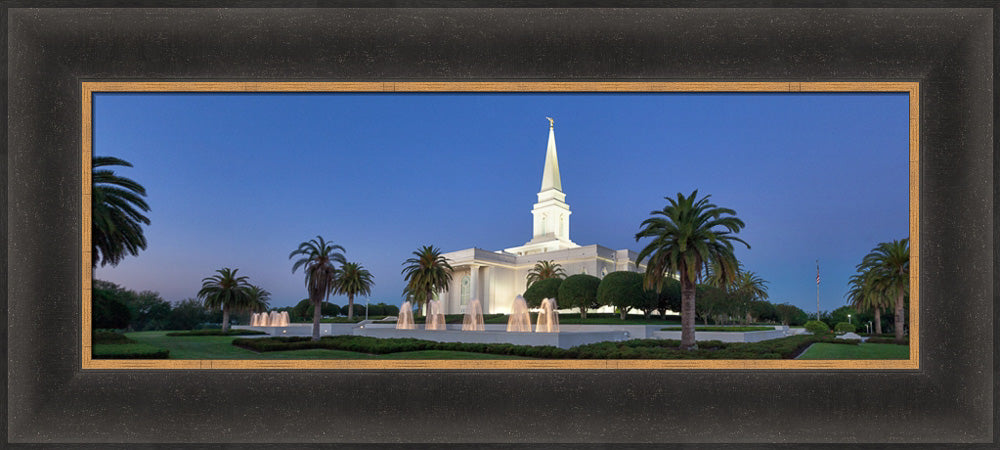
(425, 300, 447, 330)
(506, 295, 532, 332)
(396, 301, 415, 330)
(250, 311, 289, 327)
(462, 299, 485, 331)
(535, 298, 560, 333)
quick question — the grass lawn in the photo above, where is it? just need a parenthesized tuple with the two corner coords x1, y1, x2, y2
(125, 331, 531, 360)
(798, 342, 909, 359)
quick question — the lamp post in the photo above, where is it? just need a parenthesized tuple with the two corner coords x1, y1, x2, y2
(848, 314, 852, 324)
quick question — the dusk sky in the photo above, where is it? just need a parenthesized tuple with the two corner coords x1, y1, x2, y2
(93, 92, 909, 313)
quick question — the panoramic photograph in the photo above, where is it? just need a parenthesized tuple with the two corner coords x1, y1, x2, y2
(89, 90, 911, 362)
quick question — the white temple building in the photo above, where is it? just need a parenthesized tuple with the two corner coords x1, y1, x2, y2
(437, 119, 645, 314)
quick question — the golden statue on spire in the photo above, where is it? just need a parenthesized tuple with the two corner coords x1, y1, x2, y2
(546, 117, 554, 127)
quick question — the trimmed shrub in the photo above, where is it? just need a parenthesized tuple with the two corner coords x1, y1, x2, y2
(165, 329, 267, 336)
(865, 336, 909, 345)
(232, 334, 848, 360)
(93, 343, 170, 359)
(660, 326, 773, 332)
(834, 322, 856, 334)
(558, 274, 602, 318)
(523, 277, 562, 308)
(93, 330, 135, 344)
(597, 271, 653, 320)
(804, 320, 831, 334)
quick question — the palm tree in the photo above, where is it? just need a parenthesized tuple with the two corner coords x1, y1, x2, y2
(289, 236, 346, 341)
(334, 261, 375, 320)
(733, 271, 768, 323)
(635, 190, 749, 350)
(198, 268, 252, 332)
(401, 245, 454, 317)
(92, 156, 150, 267)
(245, 285, 272, 314)
(846, 270, 890, 335)
(859, 239, 909, 342)
(526, 260, 567, 287)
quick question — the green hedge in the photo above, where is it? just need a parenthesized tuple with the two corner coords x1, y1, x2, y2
(232, 334, 857, 359)
(93, 343, 170, 359)
(165, 329, 267, 336)
(834, 322, 856, 334)
(660, 327, 774, 332)
(865, 336, 909, 345)
(92, 330, 136, 345)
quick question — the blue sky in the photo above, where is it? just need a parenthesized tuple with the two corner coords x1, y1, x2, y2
(93, 92, 909, 313)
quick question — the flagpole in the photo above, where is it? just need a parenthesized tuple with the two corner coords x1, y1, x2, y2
(816, 259, 820, 321)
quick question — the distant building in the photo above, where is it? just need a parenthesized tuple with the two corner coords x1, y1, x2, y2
(438, 120, 645, 314)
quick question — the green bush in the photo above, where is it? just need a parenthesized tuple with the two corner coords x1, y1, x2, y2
(165, 329, 267, 336)
(232, 334, 850, 360)
(92, 330, 135, 344)
(834, 322, 856, 334)
(865, 336, 909, 345)
(597, 271, 653, 320)
(804, 320, 831, 334)
(92, 343, 170, 359)
(660, 326, 774, 332)
(558, 274, 602, 318)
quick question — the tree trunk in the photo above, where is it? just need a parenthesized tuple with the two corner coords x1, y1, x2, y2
(874, 308, 882, 335)
(620, 308, 628, 320)
(680, 279, 697, 350)
(312, 298, 322, 341)
(894, 290, 905, 343)
(348, 294, 354, 320)
(580, 307, 587, 319)
(221, 305, 230, 333)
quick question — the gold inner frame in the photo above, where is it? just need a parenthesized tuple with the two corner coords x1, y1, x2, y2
(81, 81, 919, 370)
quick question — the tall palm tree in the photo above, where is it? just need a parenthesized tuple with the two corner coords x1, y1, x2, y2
(635, 190, 749, 350)
(92, 156, 150, 267)
(334, 261, 375, 320)
(401, 245, 453, 317)
(526, 260, 567, 287)
(859, 239, 909, 342)
(245, 285, 272, 314)
(198, 268, 252, 332)
(846, 270, 890, 335)
(289, 236, 346, 341)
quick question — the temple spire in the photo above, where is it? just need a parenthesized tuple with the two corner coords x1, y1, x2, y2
(540, 118, 562, 192)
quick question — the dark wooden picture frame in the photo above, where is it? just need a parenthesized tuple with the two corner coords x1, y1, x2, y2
(5, 4, 996, 446)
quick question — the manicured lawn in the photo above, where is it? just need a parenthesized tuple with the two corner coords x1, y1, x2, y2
(798, 342, 909, 359)
(125, 331, 530, 360)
